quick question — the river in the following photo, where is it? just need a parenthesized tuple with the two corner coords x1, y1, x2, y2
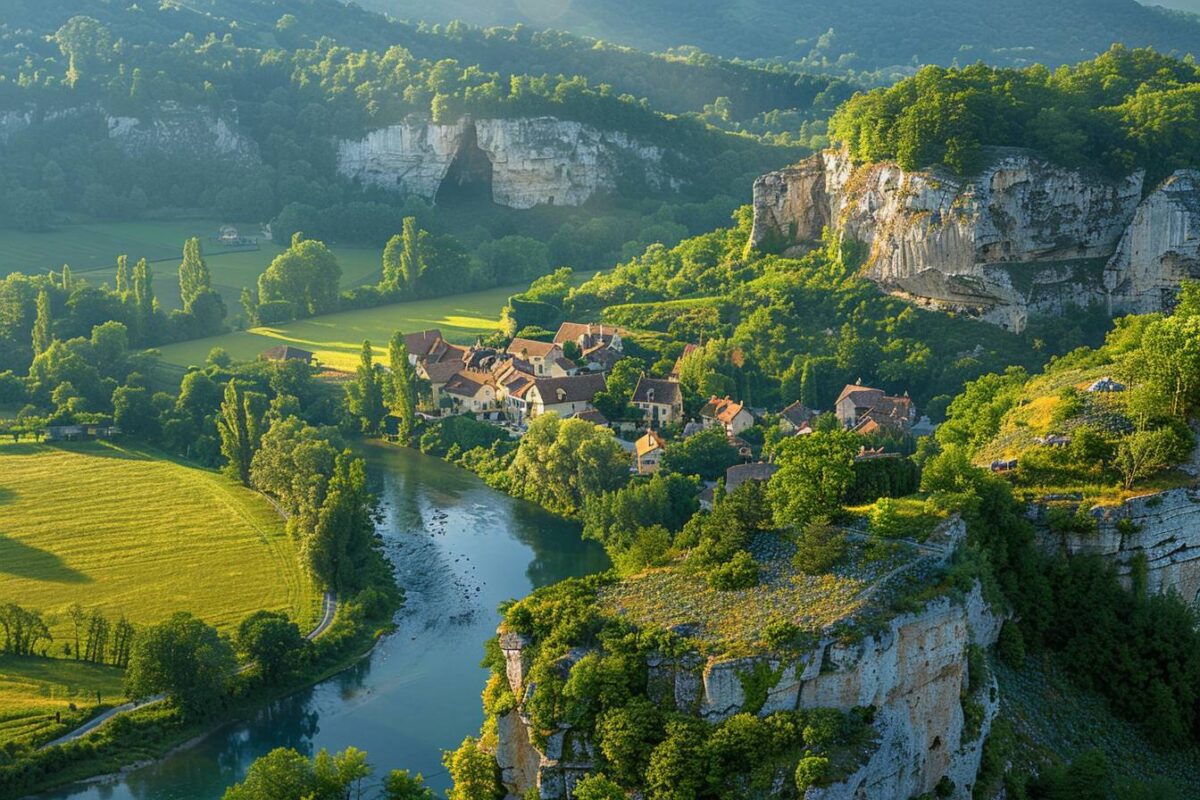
(37, 443, 609, 799)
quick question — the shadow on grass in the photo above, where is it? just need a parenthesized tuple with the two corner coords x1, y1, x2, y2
(0, 537, 90, 584)
(0, 487, 15, 506)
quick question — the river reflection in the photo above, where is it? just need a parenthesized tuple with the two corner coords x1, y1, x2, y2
(37, 443, 609, 800)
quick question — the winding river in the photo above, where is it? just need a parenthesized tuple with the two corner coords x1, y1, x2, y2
(37, 443, 609, 799)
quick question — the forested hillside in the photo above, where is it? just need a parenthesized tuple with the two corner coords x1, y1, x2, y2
(360, 0, 1200, 73)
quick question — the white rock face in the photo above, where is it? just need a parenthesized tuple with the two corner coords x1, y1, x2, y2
(106, 102, 257, 163)
(1104, 171, 1200, 314)
(336, 115, 680, 209)
(1033, 488, 1200, 606)
(493, 581, 1000, 800)
(336, 117, 469, 199)
(750, 148, 1157, 330)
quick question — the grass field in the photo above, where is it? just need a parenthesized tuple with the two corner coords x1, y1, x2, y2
(0, 221, 383, 312)
(154, 285, 516, 371)
(0, 654, 125, 749)
(0, 441, 320, 647)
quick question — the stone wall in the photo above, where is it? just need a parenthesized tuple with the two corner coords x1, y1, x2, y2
(494, 582, 1002, 800)
(336, 115, 680, 209)
(750, 148, 1200, 330)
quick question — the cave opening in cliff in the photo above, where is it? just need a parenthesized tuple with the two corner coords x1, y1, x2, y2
(436, 123, 495, 207)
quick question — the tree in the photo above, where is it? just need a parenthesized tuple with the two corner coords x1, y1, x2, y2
(218, 381, 266, 485)
(769, 430, 859, 529)
(384, 770, 436, 800)
(444, 736, 503, 800)
(793, 517, 848, 574)
(224, 746, 378, 800)
(131, 257, 155, 343)
(509, 414, 630, 516)
(573, 774, 626, 800)
(395, 217, 428, 295)
(115, 254, 130, 296)
(179, 237, 212, 310)
(125, 612, 235, 718)
(1114, 428, 1177, 490)
(660, 426, 738, 481)
(388, 332, 417, 444)
(112, 384, 159, 439)
(305, 452, 376, 592)
(258, 233, 342, 317)
(234, 610, 304, 682)
(32, 288, 52, 356)
(346, 340, 385, 435)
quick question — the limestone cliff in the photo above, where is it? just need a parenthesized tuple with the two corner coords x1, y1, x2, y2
(1032, 488, 1200, 606)
(1103, 171, 1200, 314)
(494, 577, 1002, 800)
(750, 148, 1200, 330)
(335, 115, 680, 209)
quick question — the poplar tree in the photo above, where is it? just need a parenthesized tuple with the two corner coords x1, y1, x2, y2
(399, 216, 426, 295)
(381, 233, 403, 293)
(32, 288, 52, 356)
(115, 254, 130, 295)
(218, 381, 263, 485)
(132, 257, 155, 342)
(388, 332, 416, 444)
(178, 237, 212, 310)
(346, 340, 385, 434)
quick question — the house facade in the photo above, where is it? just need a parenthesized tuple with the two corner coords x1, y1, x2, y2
(525, 374, 607, 419)
(634, 431, 667, 475)
(699, 396, 754, 436)
(834, 383, 917, 434)
(553, 322, 627, 370)
(506, 338, 568, 377)
(632, 377, 684, 428)
(442, 370, 498, 413)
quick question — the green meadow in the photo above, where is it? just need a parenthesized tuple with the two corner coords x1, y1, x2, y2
(0, 654, 125, 749)
(153, 284, 518, 372)
(0, 220, 383, 312)
(0, 441, 321, 645)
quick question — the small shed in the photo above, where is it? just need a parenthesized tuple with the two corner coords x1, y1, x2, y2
(261, 345, 315, 364)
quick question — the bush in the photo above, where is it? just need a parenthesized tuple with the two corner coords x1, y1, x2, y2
(762, 619, 802, 651)
(794, 755, 831, 792)
(996, 621, 1026, 668)
(256, 300, 297, 325)
(793, 518, 847, 575)
(707, 550, 759, 590)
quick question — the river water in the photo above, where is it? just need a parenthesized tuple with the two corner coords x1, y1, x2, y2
(37, 443, 608, 799)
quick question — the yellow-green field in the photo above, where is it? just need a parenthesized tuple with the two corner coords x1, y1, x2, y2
(0, 441, 320, 646)
(0, 654, 125, 749)
(0, 220, 383, 311)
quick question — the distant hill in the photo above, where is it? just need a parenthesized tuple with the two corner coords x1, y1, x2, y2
(356, 0, 1200, 71)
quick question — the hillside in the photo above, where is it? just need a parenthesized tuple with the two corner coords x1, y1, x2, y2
(358, 0, 1200, 72)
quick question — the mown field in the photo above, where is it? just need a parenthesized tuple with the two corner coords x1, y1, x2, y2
(0, 220, 383, 311)
(0, 654, 125, 749)
(0, 441, 321, 645)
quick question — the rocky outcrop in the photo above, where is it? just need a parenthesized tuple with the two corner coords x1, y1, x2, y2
(751, 148, 1200, 330)
(336, 115, 680, 209)
(1033, 488, 1200, 606)
(494, 583, 1001, 800)
(105, 102, 257, 163)
(1103, 171, 1200, 314)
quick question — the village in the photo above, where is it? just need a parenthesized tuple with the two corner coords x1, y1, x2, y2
(254, 322, 941, 503)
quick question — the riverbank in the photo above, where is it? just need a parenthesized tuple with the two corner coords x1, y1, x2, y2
(1, 593, 400, 799)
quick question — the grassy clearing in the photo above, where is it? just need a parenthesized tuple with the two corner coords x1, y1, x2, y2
(0, 441, 320, 647)
(0, 654, 125, 749)
(598, 534, 921, 656)
(0, 220, 382, 311)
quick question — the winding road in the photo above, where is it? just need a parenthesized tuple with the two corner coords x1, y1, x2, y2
(41, 591, 337, 749)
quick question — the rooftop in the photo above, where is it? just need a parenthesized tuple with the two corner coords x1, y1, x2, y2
(632, 376, 682, 406)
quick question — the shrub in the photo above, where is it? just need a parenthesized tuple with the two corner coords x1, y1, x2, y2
(997, 622, 1026, 668)
(762, 619, 802, 651)
(794, 755, 831, 792)
(707, 550, 759, 591)
(793, 517, 848, 575)
(255, 299, 296, 324)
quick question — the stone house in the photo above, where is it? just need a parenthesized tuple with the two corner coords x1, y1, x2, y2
(779, 401, 815, 434)
(699, 396, 754, 436)
(632, 376, 683, 428)
(634, 431, 667, 475)
(553, 322, 627, 370)
(506, 337, 569, 377)
(404, 329, 445, 365)
(442, 370, 498, 413)
(525, 374, 608, 419)
(835, 382, 916, 434)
